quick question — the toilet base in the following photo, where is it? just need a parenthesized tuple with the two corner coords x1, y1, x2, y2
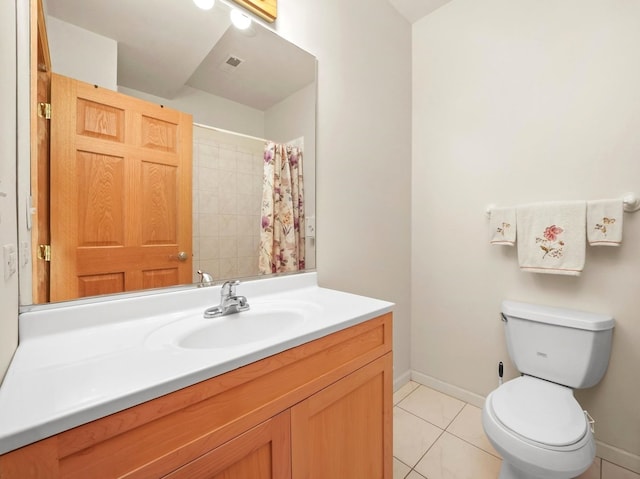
(499, 462, 540, 479)
(499, 460, 583, 479)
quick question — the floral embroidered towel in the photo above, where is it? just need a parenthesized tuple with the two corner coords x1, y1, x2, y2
(516, 201, 586, 276)
(587, 199, 623, 246)
(489, 207, 516, 245)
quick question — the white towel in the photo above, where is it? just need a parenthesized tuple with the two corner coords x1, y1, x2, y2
(587, 199, 623, 246)
(516, 201, 586, 276)
(489, 207, 516, 246)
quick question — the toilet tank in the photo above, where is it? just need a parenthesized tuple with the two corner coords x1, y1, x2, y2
(502, 300, 614, 388)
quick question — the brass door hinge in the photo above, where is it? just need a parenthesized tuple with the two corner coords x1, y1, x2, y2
(37, 244, 51, 262)
(38, 102, 51, 119)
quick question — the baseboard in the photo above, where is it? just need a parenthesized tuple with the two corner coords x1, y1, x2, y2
(409, 371, 640, 475)
(596, 440, 640, 475)
(393, 369, 411, 392)
(409, 371, 485, 408)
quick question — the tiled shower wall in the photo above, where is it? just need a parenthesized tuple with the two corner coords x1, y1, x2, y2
(192, 125, 264, 282)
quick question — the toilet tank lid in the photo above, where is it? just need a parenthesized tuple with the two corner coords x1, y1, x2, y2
(502, 300, 614, 331)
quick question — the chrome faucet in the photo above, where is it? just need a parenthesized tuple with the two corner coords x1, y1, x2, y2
(203, 280, 250, 318)
(197, 270, 214, 286)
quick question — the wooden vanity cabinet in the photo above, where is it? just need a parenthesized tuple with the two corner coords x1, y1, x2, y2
(0, 313, 392, 478)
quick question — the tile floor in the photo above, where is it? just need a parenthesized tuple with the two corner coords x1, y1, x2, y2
(393, 381, 640, 479)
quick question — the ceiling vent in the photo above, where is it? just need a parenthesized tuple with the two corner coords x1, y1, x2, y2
(219, 55, 245, 73)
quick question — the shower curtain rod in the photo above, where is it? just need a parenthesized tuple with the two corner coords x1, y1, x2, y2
(193, 122, 268, 143)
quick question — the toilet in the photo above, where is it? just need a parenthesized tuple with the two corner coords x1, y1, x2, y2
(482, 300, 615, 479)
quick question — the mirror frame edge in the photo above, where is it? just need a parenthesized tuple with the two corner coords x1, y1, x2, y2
(17, 0, 35, 307)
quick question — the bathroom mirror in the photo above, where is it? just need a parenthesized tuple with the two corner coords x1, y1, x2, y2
(19, 0, 317, 307)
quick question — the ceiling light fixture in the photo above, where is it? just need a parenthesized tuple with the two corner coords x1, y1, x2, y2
(230, 9, 252, 30)
(193, 0, 215, 10)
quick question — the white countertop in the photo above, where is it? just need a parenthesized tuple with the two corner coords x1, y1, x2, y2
(0, 273, 393, 455)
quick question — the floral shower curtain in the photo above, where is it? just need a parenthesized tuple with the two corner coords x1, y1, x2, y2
(259, 142, 305, 274)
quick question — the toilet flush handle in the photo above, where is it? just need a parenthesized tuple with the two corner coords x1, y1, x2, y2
(584, 410, 595, 434)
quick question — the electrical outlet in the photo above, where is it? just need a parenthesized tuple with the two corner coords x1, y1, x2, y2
(20, 241, 30, 266)
(3, 244, 17, 280)
(306, 215, 316, 237)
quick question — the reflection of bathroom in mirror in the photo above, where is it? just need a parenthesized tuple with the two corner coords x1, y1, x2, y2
(21, 0, 317, 306)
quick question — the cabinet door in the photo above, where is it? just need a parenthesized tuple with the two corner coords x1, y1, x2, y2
(291, 353, 393, 479)
(163, 411, 291, 479)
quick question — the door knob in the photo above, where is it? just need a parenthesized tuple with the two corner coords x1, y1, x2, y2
(176, 251, 189, 261)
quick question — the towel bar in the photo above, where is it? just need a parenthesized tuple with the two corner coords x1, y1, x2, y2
(623, 193, 640, 212)
(486, 193, 640, 217)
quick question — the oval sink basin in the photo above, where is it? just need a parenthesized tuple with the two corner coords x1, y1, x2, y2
(179, 309, 303, 349)
(144, 300, 321, 351)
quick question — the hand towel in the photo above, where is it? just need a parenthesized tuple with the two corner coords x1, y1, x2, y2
(489, 207, 516, 245)
(516, 201, 586, 276)
(587, 199, 623, 246)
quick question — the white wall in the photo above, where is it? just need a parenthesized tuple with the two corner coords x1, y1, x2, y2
(0, 0, 19, 382)
(274, 0, 413, 383)
(412, 0, 640, 470)
(46, 16, 117, 91)
(119, 85, 266, 139)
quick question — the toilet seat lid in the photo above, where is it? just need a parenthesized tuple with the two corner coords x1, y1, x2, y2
(490, 376, 587, 447)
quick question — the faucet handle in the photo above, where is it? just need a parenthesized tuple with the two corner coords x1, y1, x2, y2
(221, 280, 240, 297)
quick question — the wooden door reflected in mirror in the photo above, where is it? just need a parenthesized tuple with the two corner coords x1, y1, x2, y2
(49, 74, 192, 302)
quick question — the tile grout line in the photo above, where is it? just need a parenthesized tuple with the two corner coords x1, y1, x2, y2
(395, 403, 456, 432)
(393, 454, 426, 479)
(444, 428, 502, 460)
(407, 424, 447, 475)
(393, 455, 413, 470)
(405, 467, 425, 479)
(393, 455, 425, 479)
(444, 404, 502, 459)
(446, 402, 467, 427)
(394, 383, 421, 406)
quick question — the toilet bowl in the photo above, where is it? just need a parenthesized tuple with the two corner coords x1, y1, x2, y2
(482, 301, 614, 479)
(483, 376, 595, 479)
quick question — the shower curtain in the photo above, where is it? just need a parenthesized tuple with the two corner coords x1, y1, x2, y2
(259, 141, 305, 274)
